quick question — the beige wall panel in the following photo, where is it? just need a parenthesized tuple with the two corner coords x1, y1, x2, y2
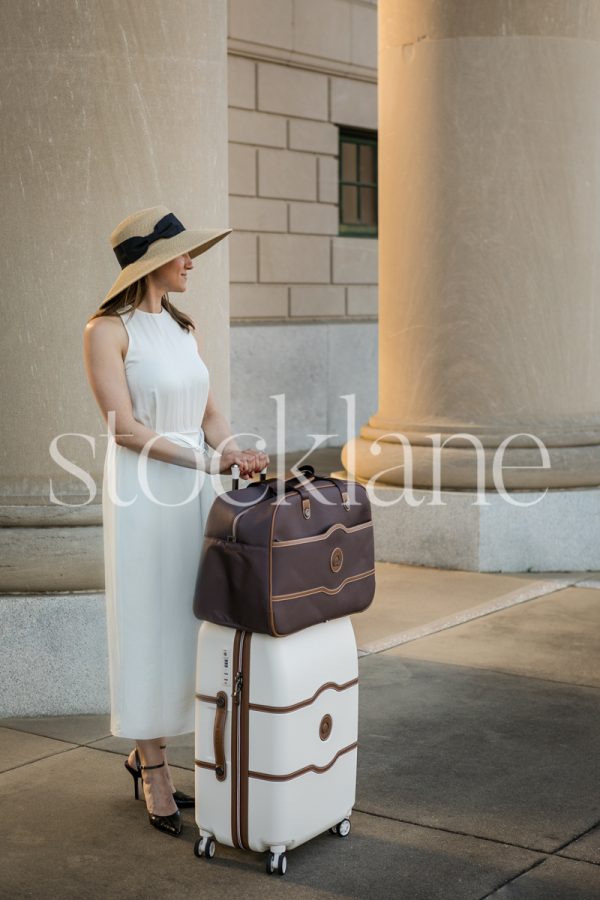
(258, 148, 317, 200)
(332, 237, 378, 284)
(229, 196, 288, 232)
(350, 1, 378, 69)
(259, 234, 330, 283)
(230, 284, 288, 318)
(288, 118, 339, 155)
(258, 61, 328, 120)
(347, 285, 378, 316)
(229, 232, 258, 282)
(228, 108, 286, 147)
(292, 0, 352, 63)
(228, 54, 256, 109)
(290, 285, 346, 317)
(330, 76, 378, 129)
(228, 143, 257, 196)
(318, 155, 340, 204)
(228, 0, 293, 49)
(289, 201, 338, 235)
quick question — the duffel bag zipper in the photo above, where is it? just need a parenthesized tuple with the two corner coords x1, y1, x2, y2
(228, 508, 251, 542)
(228, 485, 297, 542)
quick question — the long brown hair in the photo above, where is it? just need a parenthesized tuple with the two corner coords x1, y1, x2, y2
(87, 275, 195, 331)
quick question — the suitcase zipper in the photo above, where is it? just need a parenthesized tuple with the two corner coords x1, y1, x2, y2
(232, 631, 244, 848)
(233, 671, 243, 702)
(230, 630, 251, 850)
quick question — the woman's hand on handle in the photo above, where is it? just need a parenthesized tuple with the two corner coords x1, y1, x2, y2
(218, 448, 270, 480)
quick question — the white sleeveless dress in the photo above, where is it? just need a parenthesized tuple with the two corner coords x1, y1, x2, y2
(101, 303, 217, 739)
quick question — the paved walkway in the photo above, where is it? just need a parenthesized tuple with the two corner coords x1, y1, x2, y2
(1, 562, 600, 898)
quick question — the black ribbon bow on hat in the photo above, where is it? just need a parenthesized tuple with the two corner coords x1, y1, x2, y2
(113, 213, 186, 269)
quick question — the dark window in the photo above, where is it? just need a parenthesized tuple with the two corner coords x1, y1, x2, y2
(339, 127, 378, 237)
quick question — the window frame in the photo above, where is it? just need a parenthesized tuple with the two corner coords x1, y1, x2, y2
(338, 126, 378, 238)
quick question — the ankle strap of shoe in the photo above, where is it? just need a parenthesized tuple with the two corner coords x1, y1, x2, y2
(140, 761, 165, 771)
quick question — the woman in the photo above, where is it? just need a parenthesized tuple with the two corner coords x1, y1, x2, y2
(83, 205, 269, 837)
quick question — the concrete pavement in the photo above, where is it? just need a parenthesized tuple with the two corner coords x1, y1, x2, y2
(1, 562, 599, 898)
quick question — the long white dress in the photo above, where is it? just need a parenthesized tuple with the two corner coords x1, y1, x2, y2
(101, 303, 217, 738)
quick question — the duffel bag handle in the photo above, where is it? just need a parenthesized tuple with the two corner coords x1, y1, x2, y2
(265, 465, 351, 515)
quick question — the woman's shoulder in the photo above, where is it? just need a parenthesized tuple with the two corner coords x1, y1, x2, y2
(84, 312, 128, 358)
(184, 314, 206, 356)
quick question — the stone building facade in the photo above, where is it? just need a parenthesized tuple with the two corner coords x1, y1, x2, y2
(225, 0, 379, 451)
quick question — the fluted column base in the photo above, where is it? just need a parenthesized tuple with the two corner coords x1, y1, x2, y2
(343, 422, 600, 490)
(331, 467, 600, 573)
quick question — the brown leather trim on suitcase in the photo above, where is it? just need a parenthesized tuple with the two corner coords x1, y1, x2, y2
(195, 759, 218, 772)
(272, 568, 375, 602)
(248, 677, 358, 714)
(239, 632, 252, 851)
(271, 520, 372, 547)
(248, 741, 358, 782)
(230, 630, 242, 849)
(213, 691, 228, 782)
(195, 692, 219, 704)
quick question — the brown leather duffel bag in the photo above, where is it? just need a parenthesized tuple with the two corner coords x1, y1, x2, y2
(193, 465, 375, 636)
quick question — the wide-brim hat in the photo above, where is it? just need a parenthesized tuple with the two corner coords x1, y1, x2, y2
(100, 205, 233, 308)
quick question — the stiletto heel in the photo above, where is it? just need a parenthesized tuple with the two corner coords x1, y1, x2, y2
(139, 760, 182, 837)
(159, 743, 195, 809)
(124, 748, 142, 800)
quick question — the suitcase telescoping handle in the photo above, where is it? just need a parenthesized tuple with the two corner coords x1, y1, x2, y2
(230, 463, 268, 490)
(230, 462, 315, 493)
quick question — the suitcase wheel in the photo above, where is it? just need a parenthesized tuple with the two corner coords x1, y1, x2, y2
(194, 835, 216, 859)
(330, 818, 351, 838)
(266, 850, 287, 876)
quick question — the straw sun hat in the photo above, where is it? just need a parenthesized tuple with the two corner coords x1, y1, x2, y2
(100, 205, 232, 308)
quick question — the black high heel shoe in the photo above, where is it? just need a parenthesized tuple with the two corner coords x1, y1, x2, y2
(125, 748, 195, 809)
(124, 748, 143, 800)
(159, 744, 195, 809)
(124, 750, 182, 837)
(140, 760, 182, 837)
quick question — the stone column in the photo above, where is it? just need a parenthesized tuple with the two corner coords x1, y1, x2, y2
(348, 0, 600, 490)
(0, 0, 230, 714)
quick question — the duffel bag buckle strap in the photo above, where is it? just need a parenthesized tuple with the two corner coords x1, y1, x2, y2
(342, 491, 350, 510)
(302, 498, 311, 519)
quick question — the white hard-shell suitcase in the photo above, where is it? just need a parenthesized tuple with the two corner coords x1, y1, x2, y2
(193, 616, 359, 876)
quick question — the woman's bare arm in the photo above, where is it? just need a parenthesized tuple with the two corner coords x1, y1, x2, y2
(191, 323, 269, 476)
(201, 387, 242, 455)
(83, 316, 210, 471)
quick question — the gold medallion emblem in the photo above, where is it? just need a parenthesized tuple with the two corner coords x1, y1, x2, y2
(330, 547, 343, 573)
(319, 714, 333, 741)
